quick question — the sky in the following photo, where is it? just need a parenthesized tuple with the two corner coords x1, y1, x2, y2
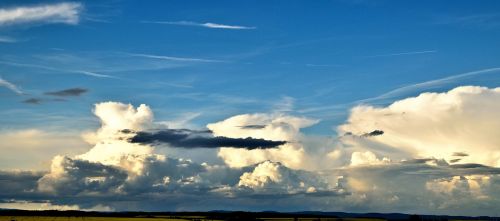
(1, 0, 500, 216)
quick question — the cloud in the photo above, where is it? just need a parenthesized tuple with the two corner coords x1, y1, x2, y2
(364, 50, 437, 58)
(0, 76, 23, 95)
(74, 70, 118, 79)
(361, 67, 500, 102)
(361, 130, 384, 137)
(0, 60, 120, 79)
(0, 36, 16, 43)
(0, 129, 88, 170)
(0, 2, 82, 26)
(0, 200, 112, 211)
(128, 129, 286, 150)
(338, 86, 500, 167)
(127, 53, 223, 63)
(3, 88, 500, 215)
(22, 98, 42, 104)
(238, 125, 267, 129)
(208, 113, 319, 169)
(44, 87, 88, 97)
(143, 20, 256, 30)
(238, 161, 341, 195)
(434, 13, 500, 29)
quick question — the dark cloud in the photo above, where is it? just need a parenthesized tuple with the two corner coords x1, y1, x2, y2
(362, 130, 384, 137)
(452, 152, 469, 157)
(22, 98, 42, 104)
(22, 97, 67, 105)
(450, 159, 461, 163)
(128, 129, 286, 149)
(44, 88, 88, 97)
(237, 125, 267, 129)
(37, 157, 128, 195)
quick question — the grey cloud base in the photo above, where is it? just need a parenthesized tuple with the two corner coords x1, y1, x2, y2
(128, 129, 287, 149)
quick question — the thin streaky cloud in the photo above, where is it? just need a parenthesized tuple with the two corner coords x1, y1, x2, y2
(0, 2, 82, 26)
(298, 67, 500, 114)
(127, 53, 224, 63)
(0, 60, 119, 79)
(365, 50, 437, 58)
(0, 76, 23, 95)
(142, 20, 256, 30)
(75, 70, 118, 79)
(360, 67, 500, 102)
(0, 36, 16, 43)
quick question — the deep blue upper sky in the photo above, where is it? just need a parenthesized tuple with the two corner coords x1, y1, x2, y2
(1, 0, 500, 134)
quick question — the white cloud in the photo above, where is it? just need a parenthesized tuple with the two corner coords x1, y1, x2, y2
(238, 161, 337, 195)
(0, 76, 23, 95)
(78, 102, 154, 168)
(4, 87, 500, 215)
(338, 86, 500, 167)
(207, 113, 318, 169)
(143, 20, 256, 30)
(350, 151, 390, 166)
(0, 2, 82, 26)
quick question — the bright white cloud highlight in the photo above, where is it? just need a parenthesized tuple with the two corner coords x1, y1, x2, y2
(208, 113, 318, 169)
(0, 2, 82, 26)
(144, 21, 256, 30)
(339, 86, 500, 166)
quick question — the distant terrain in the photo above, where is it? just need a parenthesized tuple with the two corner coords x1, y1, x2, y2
(0, 210, 498, 221)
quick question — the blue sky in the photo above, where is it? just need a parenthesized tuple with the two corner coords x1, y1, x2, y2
(1, 1, 500, 214)
(2, 0, 500, 133)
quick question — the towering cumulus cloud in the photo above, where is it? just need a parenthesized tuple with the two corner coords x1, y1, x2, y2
(338, 86, 500, 167)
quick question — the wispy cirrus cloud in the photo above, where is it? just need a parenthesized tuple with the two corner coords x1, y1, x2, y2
(0, 60, 118, 79)
(142, 20, 256, 30)
(0, 76, 23, 95)
(360, 67, 500, 103)
(0, 2, 82, 26)
(127, 53, 224, 63)
(364, 50, 437, 58)
(0, 36, 16, 43)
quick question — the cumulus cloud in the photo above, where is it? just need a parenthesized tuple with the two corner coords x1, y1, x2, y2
(4, 86, 500, 215)
(208, 113, 319, 169)
(238, 161, 341, 196)
(0, 2, 82, 26)
(338, 86, 500, 167)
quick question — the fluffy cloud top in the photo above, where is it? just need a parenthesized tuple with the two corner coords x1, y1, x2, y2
(338, 86, 500, 167)
(0, 2, 82, 26)
(208, 113, 318, 169)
